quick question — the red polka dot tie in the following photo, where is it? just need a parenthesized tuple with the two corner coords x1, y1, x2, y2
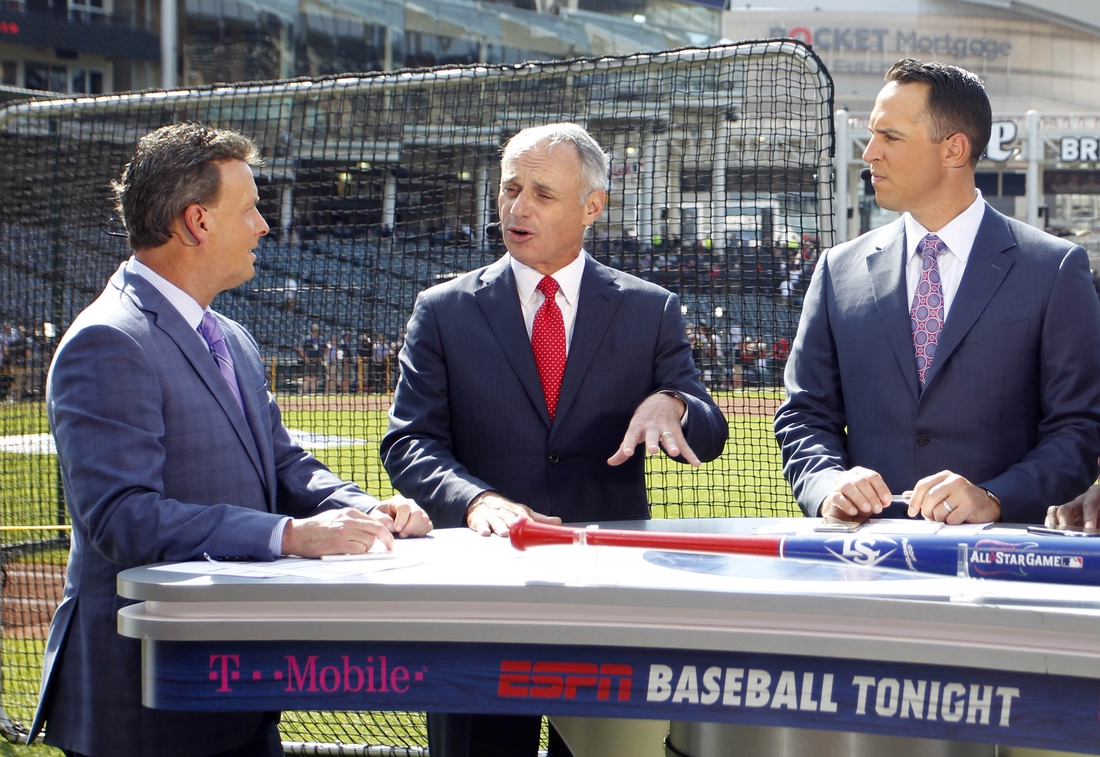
(911, 234, 945, 388)
(532, 276, 567, 421)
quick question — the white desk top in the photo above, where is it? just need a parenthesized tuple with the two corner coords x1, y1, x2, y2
(117, 519, 1100, 680)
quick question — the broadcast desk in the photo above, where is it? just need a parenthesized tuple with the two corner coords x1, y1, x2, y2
(117, 519, 1100, 757)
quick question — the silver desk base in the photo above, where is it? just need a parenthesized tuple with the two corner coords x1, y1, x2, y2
(666, 722, 994, 757)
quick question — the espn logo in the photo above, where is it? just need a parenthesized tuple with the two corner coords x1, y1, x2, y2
(498, 661, 633, 701)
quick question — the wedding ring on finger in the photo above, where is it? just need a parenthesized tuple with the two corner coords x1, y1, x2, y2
(942, 501, 954, 514)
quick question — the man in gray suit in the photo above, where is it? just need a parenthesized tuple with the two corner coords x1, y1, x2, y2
(382, 123, 727, 756)
(775, 59, 1100, 525)
(29, 123, 431, 757)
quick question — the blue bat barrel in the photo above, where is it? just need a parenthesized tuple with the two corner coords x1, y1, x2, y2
(782, 531, 1100, 585)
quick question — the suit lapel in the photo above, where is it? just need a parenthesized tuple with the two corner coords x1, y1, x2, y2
(122, 269, 267, 487)
(866, 224, 920, 401)
(553, 256, 622, 432)
(474, 258, 552, 428)
(923, 206, 1015, 390)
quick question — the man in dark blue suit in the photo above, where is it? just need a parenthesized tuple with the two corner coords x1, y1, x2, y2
(775, 59, 1100, 525)
(381, 123, 727, 755)
(29, 123, 431, 757)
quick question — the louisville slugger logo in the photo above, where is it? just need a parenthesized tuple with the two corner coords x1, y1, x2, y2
(823, 536, 899, 567)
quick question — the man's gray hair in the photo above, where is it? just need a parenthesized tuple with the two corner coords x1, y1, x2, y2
(501, 123, 609, 203)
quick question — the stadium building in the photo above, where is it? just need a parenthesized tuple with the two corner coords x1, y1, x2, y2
(723, 1, 1100, 257)
(0, 0, 724, 99)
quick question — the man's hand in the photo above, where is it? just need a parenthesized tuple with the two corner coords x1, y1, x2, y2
(281, 507, 396, 557)
(373, 494, 433, 537)
(608, 392, 698, 467)
(1047, 485, 1100, 530)
(820, 466, 892, 520)
(465, 492, 560, 537)
(907, 470, 1000, 524)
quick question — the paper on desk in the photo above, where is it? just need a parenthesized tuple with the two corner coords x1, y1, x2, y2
(151, 550, 427, 580)
(148, 529, 533, 582)
(755, 519, 991, 536)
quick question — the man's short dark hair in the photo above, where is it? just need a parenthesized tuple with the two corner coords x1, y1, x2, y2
(885, 59, 992, 166)
(112, 123, 260, 251)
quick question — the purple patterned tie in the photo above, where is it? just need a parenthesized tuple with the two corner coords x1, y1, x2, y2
(199, 311, 244, 412)
(911, 234, 946, 388)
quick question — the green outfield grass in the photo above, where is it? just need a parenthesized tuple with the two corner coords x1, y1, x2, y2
(0, 395, 800, 753)
(280, 403, 801, 520)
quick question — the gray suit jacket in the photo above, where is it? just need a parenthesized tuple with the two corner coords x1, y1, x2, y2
(381, 254, 728, 527)
(31, 263, 380, 757)
(775, 205, 1100, 522)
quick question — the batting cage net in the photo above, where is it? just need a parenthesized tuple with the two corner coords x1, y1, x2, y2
(0, 40, 833, 751)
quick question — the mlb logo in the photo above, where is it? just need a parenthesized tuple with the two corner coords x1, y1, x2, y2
(1068, 556, 1084, 568)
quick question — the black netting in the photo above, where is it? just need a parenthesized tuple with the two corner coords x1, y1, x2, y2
(0, 40, 833, 752)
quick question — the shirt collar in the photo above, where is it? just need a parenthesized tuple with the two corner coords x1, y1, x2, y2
(127, 256, 207, 330)
(510, 251, 587, 307)
(904, 189, 986, 265)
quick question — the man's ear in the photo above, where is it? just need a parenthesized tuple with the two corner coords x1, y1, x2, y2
(177, 203, 208, 246)
(584, 190, 606, 225)
(944, 132, 973, 170)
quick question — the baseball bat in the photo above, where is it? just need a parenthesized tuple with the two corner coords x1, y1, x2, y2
(509, 517, 1100, 586)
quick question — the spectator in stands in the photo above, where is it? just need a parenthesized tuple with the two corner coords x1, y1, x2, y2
(0, 322, 17, 356)
(324, 333, 340, 394)
(369, 332, 389, 393)
(5, 322, 27, 401)
(299, 322, 323, 394)
(381, 122, 727, 757)
(336, 332, 354, 394)
(776, 59, 1100, 525)
(284, 276, 297, 312)
(29, 122, 431, 757)
(0, 322, 16, 401)
(355, 332, 372, 392)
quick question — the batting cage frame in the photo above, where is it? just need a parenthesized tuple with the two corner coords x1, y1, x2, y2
(0, 39, 833, 752)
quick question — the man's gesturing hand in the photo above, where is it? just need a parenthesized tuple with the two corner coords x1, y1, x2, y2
(465, 492, 561, 537)
(608, 392, 698, 467)
(281, 507, 397, 557)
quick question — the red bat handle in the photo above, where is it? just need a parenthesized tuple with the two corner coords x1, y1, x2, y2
(509, 517, 784, 558)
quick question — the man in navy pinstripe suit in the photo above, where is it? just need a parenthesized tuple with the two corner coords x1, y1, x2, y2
(30, 123, 431, 757)
(382, 123, 727, 756)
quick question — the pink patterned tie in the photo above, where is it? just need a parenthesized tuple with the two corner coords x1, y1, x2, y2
(199, 311, 245, 413)
(911, 234, 945, 388)
(532, 276, 566, 421)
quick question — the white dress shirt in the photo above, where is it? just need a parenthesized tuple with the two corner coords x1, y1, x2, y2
(510, 251, 587, 353)
(903, 190, 986, 322)
(128, 257, 206, 332)
(509, 250, 688, 424)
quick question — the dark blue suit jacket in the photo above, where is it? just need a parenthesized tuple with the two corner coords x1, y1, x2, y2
(381, 254, 728, 527)
(32, 263, 382, 757)
(775, 206, 1100, 522)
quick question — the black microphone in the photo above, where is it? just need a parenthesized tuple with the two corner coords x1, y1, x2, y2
(485, 222, 501, 235)
(860, 168, 872, 181)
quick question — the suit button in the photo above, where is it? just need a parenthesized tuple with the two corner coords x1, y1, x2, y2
(548, 455, 560, 464)
(917, 434, 930, 446)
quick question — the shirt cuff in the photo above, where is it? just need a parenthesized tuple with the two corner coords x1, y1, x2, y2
(270, 516, 291, 558)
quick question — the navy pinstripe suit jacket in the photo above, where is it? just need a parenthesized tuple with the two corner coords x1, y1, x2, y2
(381, 253, 728, 527)
(775, 205, 1100, 522)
